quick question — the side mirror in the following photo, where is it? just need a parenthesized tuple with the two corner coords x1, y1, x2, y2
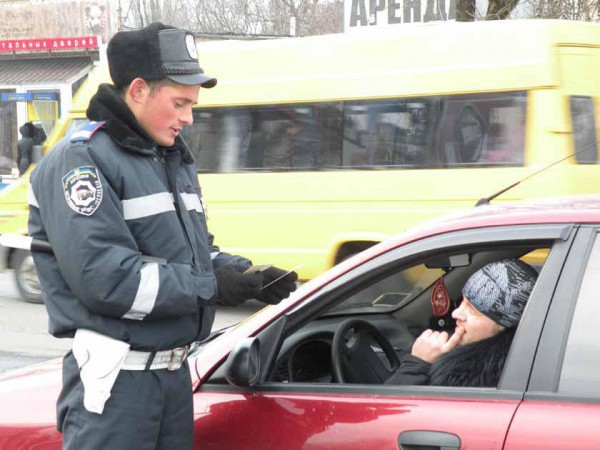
(224, 337, 261, 387)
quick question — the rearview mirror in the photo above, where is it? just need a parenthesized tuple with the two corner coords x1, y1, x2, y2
(224, 337, 261, 387)
(425, 253, 471, 269)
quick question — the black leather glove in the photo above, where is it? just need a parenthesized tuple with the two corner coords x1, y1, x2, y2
(255, 266, 298, 305)
(214, 265, 262, 307)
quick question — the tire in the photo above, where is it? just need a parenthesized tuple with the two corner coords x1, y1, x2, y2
(11, 250, 42, 304)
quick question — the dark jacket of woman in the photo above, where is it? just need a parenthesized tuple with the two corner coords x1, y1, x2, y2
(17, 123, 35, 175)
(385, 329, 516, 387)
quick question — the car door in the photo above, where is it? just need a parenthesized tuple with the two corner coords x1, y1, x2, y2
(505, 225, 600, 450)
(194, 224, 575, 450)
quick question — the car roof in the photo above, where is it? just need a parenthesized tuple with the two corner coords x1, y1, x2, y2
(374, 194, 600, 254)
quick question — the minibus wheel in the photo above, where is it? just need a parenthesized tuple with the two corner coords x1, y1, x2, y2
(11, 250, 42, 304)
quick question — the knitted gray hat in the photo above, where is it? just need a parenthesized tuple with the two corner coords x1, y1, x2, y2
(462, 259, 538, 328)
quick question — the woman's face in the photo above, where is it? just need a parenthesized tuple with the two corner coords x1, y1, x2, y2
(451, 297, 505, 346)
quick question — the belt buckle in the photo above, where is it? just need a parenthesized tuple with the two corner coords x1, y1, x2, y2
(167, 346, 188, 371)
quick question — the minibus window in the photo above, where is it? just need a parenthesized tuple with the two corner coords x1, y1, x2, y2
(441, 92, 526, 167)
(186, 103, 343, 172)
(569, 96, 598, 164)
(184, 92, 526, 173)
(452, 104, 485, 164)
(343, 99, 439, 168)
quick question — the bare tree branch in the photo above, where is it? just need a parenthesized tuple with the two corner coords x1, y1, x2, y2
(456, 0, 477, 20)
(122, 0, 597, 39)
(486, 0, 521, 19)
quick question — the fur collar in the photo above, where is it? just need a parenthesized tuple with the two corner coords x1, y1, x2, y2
(86, 83, 194, 164)
(430, 329, 516, 387)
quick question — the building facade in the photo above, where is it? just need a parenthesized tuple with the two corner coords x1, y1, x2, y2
(0, 0, 114, 176)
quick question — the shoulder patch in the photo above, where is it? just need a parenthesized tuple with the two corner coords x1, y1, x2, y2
(70, 121, 106, 143)
(62, 166, 103, 216)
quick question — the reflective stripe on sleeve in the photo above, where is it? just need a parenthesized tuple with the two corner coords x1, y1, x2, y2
(180, 193, 202, 213)
(28, 184, 39, 208)
(123, 262, 159, 320)
(122, 192, 175, 220)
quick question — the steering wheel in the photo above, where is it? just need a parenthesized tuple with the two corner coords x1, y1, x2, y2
(331, 319, 400, 384)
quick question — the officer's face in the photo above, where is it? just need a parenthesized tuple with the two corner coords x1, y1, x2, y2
(133, 80, 200, 147)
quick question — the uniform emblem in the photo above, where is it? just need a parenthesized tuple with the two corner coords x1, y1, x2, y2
(62, 166, 103, 216)
(185, 34, 198, 60)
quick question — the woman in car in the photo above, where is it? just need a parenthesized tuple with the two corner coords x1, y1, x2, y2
(386, 258, 538, 387)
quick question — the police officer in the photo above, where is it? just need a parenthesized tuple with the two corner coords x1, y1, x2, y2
(28, 22, 297, 449)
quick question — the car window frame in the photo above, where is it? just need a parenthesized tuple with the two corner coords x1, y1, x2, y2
(500, 226, 577, 391)
(527, 225, 600, 402)
(207, 223, 574, 399)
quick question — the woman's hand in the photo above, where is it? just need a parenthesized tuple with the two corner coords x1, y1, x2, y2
(411, 327, 465, 364)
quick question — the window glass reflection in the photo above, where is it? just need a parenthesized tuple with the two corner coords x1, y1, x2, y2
(182, 92, 527, 173)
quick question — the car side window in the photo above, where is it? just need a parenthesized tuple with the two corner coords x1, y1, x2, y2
(558, 232, 600, 395)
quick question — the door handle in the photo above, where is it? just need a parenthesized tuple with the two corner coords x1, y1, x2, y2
(398, 430, 461, 450)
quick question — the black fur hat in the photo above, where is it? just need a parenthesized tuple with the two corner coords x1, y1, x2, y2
(107, 22, 216, 89)
(19, 122, 36, 138)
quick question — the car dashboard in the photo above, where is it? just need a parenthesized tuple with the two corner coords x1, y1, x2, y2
(269, 314, 418, 383)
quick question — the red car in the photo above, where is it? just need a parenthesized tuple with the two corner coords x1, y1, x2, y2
(2, 195, 600, 449)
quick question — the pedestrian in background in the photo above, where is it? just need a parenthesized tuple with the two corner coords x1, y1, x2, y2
(17, 121, 35, 176)
(28, 22, 297, 449)
(33, 124, 47, 146)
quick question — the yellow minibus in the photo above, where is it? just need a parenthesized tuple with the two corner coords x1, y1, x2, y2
(1, 19, 599, 302)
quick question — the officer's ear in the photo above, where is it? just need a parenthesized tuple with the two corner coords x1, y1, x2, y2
(127, 78, 150, 104)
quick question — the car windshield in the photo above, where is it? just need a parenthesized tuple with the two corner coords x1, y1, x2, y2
(325, 263, 445, 315)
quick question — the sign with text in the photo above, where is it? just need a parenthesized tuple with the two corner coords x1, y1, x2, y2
(1, 0, 113, 43)
(1, 93, 30, 102)
(344, 0, 456, 30)
(0, 36, 100, 53)
(1, 92, 60, 102)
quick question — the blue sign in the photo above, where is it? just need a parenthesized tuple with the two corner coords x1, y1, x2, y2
(1, 93, 31, 102)
(1, 92, 59, 102)
(32, 92, 59, 101)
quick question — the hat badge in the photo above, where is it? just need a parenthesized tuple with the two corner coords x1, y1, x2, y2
(185, 34, 198, 60)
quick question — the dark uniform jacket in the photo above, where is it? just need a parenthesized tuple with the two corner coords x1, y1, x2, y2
(385, 329, 516, 387)
(28, 84, 249, 351)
